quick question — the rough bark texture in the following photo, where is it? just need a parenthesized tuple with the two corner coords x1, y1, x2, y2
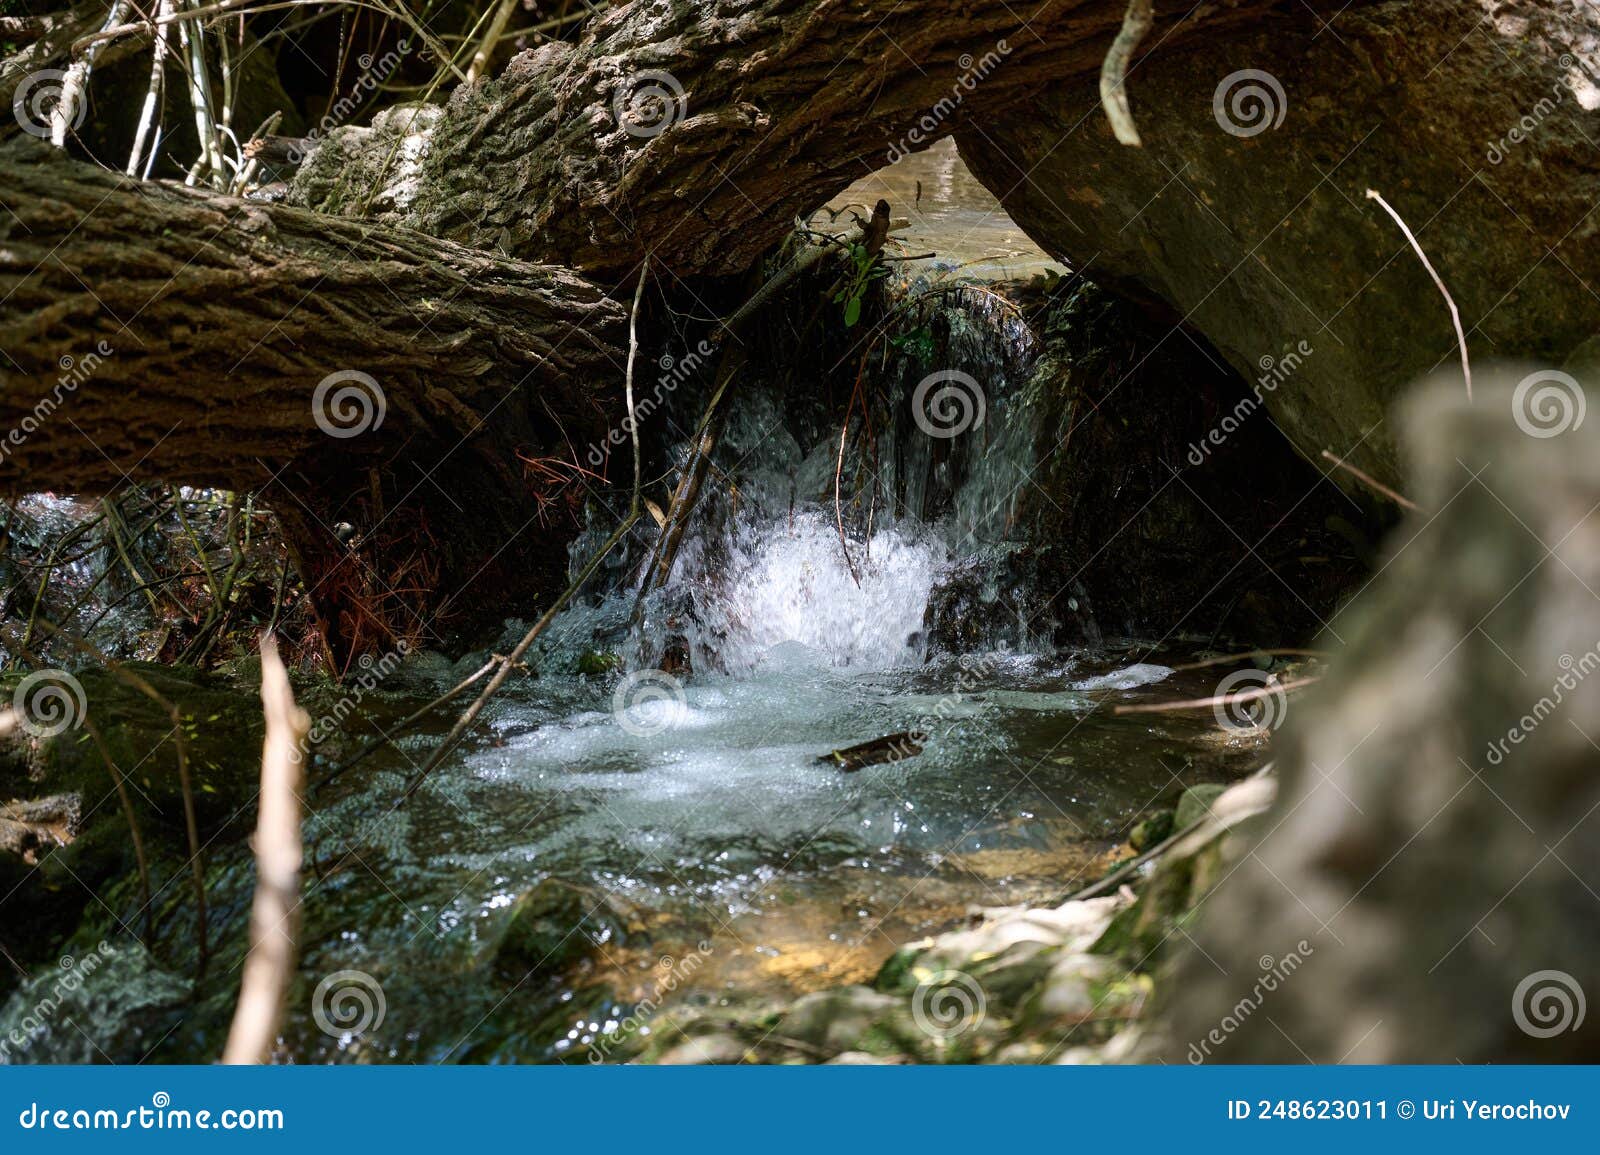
(957, 0, 1600, 489)
(0, 141, 627, 656)
(1160, 367, 1600, 1063)
(290, 0, 1301, 278)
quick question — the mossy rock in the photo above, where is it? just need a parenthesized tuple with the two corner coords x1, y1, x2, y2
(576, 650, 622, 676)
(1129, 809, 1174, 851)
(1174, 783, 1227, 832)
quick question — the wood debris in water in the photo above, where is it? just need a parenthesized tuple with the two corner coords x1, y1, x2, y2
(817, 730, 926, 772)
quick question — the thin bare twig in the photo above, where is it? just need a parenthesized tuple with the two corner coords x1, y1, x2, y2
(1365, 187, 1472, 401)
(1112, 675, 1320, 716)
(1321, 448, 1422, 512)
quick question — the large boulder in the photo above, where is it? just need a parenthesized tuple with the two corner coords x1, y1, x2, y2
(960, 0, 1600, 490)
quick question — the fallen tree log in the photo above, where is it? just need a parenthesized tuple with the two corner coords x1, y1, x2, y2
(0, 141, 628, 659)
(290, 0, 1297, 277)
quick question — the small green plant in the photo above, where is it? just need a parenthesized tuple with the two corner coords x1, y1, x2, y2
(831, 243, 888, 327)
(890, 323, 936, 363)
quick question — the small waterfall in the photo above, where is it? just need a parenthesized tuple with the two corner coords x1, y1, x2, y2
(677, 511, 946, 675)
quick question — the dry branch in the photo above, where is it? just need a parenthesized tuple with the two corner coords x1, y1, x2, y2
(222, 634, 309, 1065)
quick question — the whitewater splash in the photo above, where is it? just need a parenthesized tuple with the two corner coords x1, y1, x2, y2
(681, 512, 946, 675)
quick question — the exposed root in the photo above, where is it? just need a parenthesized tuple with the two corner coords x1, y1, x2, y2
(1100, 0, 1155, 146)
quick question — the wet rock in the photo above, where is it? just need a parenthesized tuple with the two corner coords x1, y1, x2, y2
(777, 986, 908, 1056)
(656, 1030, 750, 1065)
(489, 879, 627, 982)
(0, 940, 189, 1064)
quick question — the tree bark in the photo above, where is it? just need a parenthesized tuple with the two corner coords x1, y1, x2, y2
(0, 140, 628, 659)
(290, 0, 1298, 278)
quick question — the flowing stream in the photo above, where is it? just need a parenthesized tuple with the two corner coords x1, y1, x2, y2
(2, 150, 1260, 1064)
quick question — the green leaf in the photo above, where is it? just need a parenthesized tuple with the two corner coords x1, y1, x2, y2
(843, 297, 862, 327)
